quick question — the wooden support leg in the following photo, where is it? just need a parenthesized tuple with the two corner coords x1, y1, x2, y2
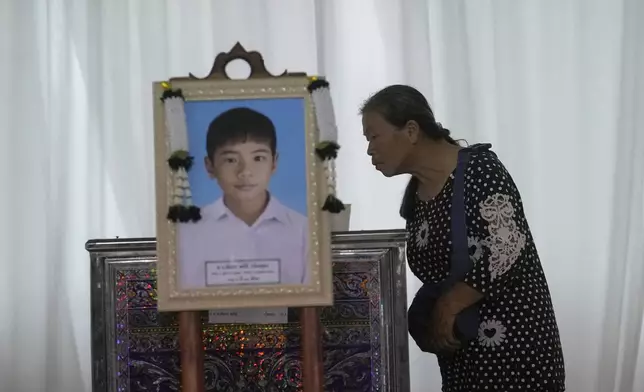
(178, 311, 205, 392)
(301, 307, 324, 392)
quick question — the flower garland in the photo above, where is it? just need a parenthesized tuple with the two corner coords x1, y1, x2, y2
(160, 82, 201, 223)
(307, 77, 345, 214)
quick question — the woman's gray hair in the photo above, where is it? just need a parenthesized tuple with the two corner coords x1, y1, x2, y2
(360, 85, 460, 220)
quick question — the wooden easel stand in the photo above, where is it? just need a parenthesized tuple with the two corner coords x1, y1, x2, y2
(301, 307, 324, 391)
(178, 311, 205, 392)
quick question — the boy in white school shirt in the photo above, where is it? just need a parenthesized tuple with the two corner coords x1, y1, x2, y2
(177, 107, 310, 290)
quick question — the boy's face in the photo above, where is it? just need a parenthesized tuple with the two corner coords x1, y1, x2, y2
(205, 140, 277, 202)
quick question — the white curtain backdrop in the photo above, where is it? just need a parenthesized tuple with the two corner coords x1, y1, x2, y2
(1, 1, 642, 391)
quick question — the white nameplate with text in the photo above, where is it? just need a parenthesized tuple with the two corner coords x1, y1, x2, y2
(208, 308, 289, 324)
(205, 258, 281, 286)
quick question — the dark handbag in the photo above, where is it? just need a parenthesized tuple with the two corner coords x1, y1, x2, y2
(407, 144, 491, 353)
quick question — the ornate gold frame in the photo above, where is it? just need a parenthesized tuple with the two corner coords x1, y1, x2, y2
(154, 65, 332, 311)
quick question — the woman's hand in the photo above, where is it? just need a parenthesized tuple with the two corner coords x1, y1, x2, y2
(429, 282, 484, 353)
(429, 297, 461, 354)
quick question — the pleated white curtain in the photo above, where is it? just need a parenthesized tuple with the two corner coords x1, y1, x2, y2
(0, 1, 642, 391)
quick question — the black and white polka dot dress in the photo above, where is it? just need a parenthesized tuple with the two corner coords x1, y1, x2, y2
(407, 150, 566, 392)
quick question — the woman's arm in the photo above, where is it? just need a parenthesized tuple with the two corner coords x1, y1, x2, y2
(439, 282, 484, 314)
(461, 153, 530, 296)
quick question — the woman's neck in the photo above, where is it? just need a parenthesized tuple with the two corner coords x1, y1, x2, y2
(406, 140, 460, 197)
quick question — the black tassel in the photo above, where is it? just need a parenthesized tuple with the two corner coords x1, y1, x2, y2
(187, 205, 202, 222)
(307, 79, 330, 93)
(167, 205, 183, 222)
(322, 194, 345, 214)
(160, 88, 185, 102)
(177, 207, 191, 223)
(167, 205, 201, 223)
(315, 141, 340, 160)
(167, 155, 194, 171)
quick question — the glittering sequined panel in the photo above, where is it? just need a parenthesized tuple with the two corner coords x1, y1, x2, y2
(114, 261, 381, 392)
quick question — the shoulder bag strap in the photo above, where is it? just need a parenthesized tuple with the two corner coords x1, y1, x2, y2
(447, 143, 493, 283)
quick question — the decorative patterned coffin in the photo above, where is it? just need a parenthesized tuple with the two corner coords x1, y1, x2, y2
(88, 230, 410, 392)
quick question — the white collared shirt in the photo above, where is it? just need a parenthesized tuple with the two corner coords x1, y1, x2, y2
(177, 195, 309, 289)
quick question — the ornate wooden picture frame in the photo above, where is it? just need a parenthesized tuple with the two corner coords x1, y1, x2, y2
(154, 44, 339, 311)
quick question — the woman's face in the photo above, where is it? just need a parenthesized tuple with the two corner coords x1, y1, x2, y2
(362, 111, 416, 177)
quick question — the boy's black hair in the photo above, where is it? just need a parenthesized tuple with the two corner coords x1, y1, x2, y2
(206, 107, 277, 159)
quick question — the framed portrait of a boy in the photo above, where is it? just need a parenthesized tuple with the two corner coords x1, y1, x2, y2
(153, 60, 342, 311)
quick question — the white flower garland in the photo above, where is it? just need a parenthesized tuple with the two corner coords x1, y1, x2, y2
(161, 83, 201, 223)
(309, 77, 345, 213)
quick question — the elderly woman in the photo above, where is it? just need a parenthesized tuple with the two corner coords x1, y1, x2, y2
(361, 85, 565, 391)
